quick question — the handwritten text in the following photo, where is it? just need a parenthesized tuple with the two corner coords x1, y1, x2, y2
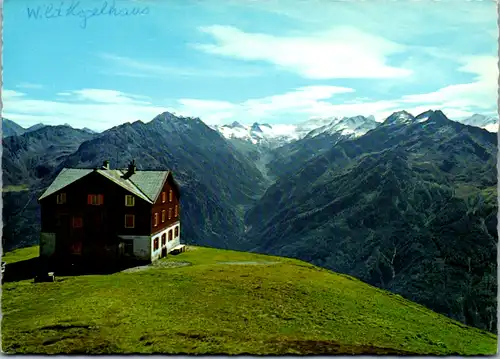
(26, 0, 150, 29)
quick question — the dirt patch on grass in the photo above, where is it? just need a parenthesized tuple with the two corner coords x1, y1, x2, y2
(121, 261, 192, 273)
(270, 339, 424, 355)
(41, 324, 94, 331)
(218, 261, 279, 265)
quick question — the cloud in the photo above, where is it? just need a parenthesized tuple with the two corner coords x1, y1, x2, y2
(175, 67, 495, 123)
(2, 89, 172, 132)
(176, 85, 356, 124)
(400, 55, 497, 112)
(15, 82, 44, 90)
(70, 89, 152, 105)
(192, 25, 412, 80)
(4, 58, 495, 133)
(3, 89, 26, 98)
(236, 0, 496, 43)
(99, 53, 264, 78)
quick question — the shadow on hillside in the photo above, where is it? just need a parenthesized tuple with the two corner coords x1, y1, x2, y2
(2, 257, 148, 283)
(2, 257, 40, 282)
(50, 259, 150, 277)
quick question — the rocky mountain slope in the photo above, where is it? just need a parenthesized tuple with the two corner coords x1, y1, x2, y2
(243, 110, 497, 333)
(1, 118, 50, 138)
(2, 125, 97, 250)
(267, 115, 378, 179)
(2, 118, 26, 137)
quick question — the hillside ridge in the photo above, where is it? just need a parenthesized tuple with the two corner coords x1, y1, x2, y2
(1, 245, 497, 355)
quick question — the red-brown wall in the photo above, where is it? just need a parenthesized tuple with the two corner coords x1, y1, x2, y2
(150, 174, 180, 235)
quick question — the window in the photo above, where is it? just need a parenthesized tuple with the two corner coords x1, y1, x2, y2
(169, 190, 173, 202)
(168, 208, 172, 220)
(161, 192, 166, 203)
(161, 233, 166, 246)
(87, 194, 104, 205)
(174, 226, 179, 238)
(56, 192, 66, 204)
(174, 205, 178, 218)
(72, 216, 83, 228)
(154, 238, 159, 251)
(161, 210, 166, 223)
(125, 195, 135, 207)
(125, 214, 135, 228)
(168, 230, 173, 241)
(154, 213, 159, 227)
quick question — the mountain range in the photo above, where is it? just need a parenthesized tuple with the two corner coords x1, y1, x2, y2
(2, 109, 497, 334)
(1, 118, 96, 138)
(244, 110, 497, 333)
(210, 113, 497, 149)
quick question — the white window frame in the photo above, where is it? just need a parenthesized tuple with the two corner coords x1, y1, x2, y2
(125, 195, 135, 207)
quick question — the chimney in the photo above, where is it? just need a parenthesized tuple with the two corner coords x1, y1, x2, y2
(127, 159, 136, 176)
(102, 160, 110, 170)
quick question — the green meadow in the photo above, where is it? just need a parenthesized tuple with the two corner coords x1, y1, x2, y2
(2, 246, 497, 354)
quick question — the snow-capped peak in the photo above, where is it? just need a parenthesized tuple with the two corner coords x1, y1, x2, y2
(457, 114, 498, 132)
(250, 123, 263, 133)
(226, 121, 245, 129)
(383, 111, 416, 125)
(211, 122, 300, 147)
(306, 115, 378, 139)
(414, 110, 434, 123)
(211, 115, 380, 147)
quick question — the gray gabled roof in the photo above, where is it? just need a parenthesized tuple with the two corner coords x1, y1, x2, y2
(97, 169, 153, 203)
(38, 167, 173, 203)
(38, 168, 93, 201)
(119, 170, 171, 202)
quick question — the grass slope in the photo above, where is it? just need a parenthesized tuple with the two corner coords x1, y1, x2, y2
(2, 246, 497, 355)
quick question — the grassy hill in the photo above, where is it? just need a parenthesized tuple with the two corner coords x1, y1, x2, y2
(1, 246, 497, 355)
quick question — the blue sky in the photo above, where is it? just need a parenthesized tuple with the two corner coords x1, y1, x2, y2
(3, 0, 498, 131)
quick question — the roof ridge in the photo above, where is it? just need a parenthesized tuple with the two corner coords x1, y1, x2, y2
(96, 170, 152, 203)
(126, 175, 155, 202)
(150, 171, 170, 203)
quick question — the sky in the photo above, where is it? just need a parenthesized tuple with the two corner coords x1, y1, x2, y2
(3, 0, 499, 131)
